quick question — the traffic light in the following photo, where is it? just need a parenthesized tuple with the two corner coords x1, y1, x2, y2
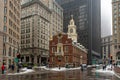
(17, 53, 20, 59)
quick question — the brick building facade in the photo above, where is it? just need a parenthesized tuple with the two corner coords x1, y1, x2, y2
(49, 33, 87, 67)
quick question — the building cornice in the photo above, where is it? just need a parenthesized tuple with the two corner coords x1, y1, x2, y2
(21, 0, 51, 13)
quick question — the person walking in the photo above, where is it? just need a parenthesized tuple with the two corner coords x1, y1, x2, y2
(11, 64, 14, 71)
(1, 64, 5, 74)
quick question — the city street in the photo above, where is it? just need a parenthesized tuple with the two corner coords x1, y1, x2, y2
(0, 67, 120, 80)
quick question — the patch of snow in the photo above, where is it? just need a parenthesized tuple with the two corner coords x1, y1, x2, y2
(38, 66, 81, 71)
(7, 68, 34, 75)
(21, 67, 27, 71)
(87, 65, 92, 67)
(95, 69, 114, 74)
(92, 65, 114, 75)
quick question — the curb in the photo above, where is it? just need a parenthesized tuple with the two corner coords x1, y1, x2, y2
(114, 71, 120, 79)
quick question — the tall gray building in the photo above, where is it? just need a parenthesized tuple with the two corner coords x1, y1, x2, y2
(21, 0, 63, 65)
(21, 0, 51, 65)
(56, 0, 101, 64)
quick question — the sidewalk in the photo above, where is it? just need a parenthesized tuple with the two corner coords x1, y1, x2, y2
(114, 66, 120, 78)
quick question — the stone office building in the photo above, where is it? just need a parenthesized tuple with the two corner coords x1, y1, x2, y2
(112, 0, 120, 65)
(21, 0, 51, 65)
(3, 0, 21, 68)
(21, 0, 63, 65)
(101, 35, 113, 64)
(49, 17, 87, 67)
(0, 0, 4, 67)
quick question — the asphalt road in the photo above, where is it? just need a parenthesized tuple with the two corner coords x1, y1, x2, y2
(0, 68, 119, 80)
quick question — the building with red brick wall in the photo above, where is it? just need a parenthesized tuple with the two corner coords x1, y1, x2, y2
(49, 33, 87, 67)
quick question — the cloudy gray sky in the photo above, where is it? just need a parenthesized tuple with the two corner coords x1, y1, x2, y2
(101, 0, 112, 37)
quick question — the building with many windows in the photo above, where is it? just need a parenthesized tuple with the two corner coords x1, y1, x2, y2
(21, 0, 63, 65)
(49, 17, 87, 67)
(0, 0, 4, 67)
(3, 0, 21, 68)
(101, 35, 113, 64)
(112, 0, 120, 65)
(49, 0, 63, 38)
(21, 0, 51, 65)
(56, 0, 101, 65)
(38, 0, 63, 39)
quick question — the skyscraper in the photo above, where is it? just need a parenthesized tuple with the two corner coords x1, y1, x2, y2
(56, 0, 101, 64)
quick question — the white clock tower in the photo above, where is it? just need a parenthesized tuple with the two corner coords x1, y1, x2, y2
(67, 15, 77, 42)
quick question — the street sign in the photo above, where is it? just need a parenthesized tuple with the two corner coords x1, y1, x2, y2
(14, 58, 18, 63)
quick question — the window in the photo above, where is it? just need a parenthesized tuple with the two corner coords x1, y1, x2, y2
(114, 45, 117, 49)
(65, 56, 68, 62)
(26, 39, 30, 44)
(4, 16, 7, 23)
(114, 25, 117, 29)
(21, 30, 25, 34)
(4, 7, 7, 14)
(26, 34, 30, 38)
(114, 20, 117, 24)
(114, 15, 117, 18)
(52, 47, 56, 53)
(58, 38, 62, 43)
(52, 57, 54, 62)
(64, 46, 68, 52)
(114, 39, 117, 43)
(3, 35, 7, 42)
(3, 26, 7, 32)
(3, 47, 6, 56)
(13, 49, 15, 57)
(59, 47, 61, 53)
(114, 29, 117, 34)
(9, 47, 12, 56)
(26, 29, 30, 33)
(4, 0, 7, 4)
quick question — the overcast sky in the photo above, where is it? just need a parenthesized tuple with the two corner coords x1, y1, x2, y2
(101, 0, 112, 37)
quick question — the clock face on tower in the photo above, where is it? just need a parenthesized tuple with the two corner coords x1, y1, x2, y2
(70, 28, 73, 33)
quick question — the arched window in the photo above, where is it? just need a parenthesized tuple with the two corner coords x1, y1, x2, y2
(9, 47, 12, 56)
(13, 48, 15, 57)
(59, 47, 61, 53)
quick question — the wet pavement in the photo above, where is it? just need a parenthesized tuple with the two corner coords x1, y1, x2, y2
(0, 68, 120, 80)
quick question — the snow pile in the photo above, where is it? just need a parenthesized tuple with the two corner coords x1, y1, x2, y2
(93, 65, 114, 75)
(39, 66, 81, 71)
(95, 69, 114, 74)
(7, 68, 34, 75)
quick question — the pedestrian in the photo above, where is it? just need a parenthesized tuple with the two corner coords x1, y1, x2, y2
(103, 65, 105, 70)
(1, 63, 5, 74)
(11, 64, 14, 71)
(81, 64, 84, 71)
(8, 64, 11, 69)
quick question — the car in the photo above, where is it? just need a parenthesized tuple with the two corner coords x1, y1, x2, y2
(27, 62, 33, 69)
(81, 64, 87, 70)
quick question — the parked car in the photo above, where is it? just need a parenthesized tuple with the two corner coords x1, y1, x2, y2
(65, 63, 74, 68)
(81, 64, 87, 70)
